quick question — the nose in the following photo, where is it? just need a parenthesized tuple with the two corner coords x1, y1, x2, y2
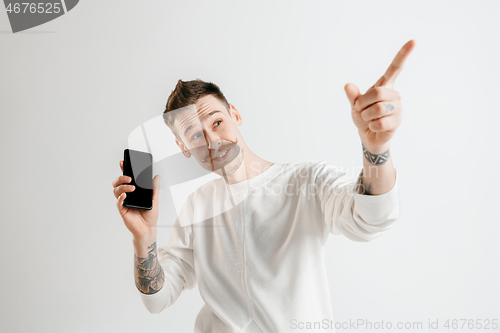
(203, 129, 220, 151)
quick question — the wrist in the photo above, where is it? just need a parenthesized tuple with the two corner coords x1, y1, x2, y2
(361, 141, 391, 155)
(133, 230, 157, 246)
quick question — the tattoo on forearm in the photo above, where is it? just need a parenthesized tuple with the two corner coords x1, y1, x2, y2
(134, 241, 165, 294)
(363, 182, 373, 195)
(362, 144, 390, 165)
(355, 169, 373, 195)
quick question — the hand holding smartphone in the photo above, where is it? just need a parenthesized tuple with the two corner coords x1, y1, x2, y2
(122, 149, 153, 210)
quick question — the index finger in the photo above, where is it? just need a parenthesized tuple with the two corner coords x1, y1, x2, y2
(374, 39, 417, 88)
(120, 160, 123, 172)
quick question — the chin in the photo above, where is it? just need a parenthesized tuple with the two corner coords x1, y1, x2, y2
(213, 147, 244, 176)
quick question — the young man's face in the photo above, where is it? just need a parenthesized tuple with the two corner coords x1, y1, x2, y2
(173, 95, 244, 176)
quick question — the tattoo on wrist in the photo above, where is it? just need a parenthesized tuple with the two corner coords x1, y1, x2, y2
(362, 144, 390, 165)
(134, 241, 165, 294)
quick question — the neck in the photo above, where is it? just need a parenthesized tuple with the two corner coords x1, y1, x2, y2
(222, 146, 274, 185)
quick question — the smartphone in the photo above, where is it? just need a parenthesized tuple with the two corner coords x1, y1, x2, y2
(123, 149, 153, 210)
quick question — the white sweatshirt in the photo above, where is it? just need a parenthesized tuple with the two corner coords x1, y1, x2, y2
(137, 161, 399, 332)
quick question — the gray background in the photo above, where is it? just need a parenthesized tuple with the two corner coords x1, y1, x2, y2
(1, 0, 499, 332)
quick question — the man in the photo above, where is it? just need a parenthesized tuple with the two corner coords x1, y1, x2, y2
(111, 39, 416, 332)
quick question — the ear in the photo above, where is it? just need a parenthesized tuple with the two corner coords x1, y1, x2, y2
(229, 104, 243, 126)
(175, 138, 191, 158)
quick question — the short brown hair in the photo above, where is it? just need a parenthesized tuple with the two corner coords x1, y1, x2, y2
(163, 79, 230, 140)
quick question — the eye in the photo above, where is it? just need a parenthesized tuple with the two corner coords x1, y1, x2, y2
(214, 120, 222, 127)
(192, 132, 202, 140)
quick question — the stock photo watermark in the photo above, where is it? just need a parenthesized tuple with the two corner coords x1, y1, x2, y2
(290, 318, 499, 330)
(4, 0, 79, 33)
(126, 108, 391, 228)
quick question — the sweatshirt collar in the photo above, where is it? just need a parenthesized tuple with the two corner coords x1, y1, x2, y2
(225, 162, 282, 194)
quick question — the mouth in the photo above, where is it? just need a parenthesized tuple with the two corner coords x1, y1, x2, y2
(211, 148, 231, 162)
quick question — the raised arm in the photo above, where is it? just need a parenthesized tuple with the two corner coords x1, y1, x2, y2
(133, 234, 165, 295)
(312, 161, 399, 242)
(135, 197, 197, 314)
(344, 39, 416, 195)
(112, 160, 196, 314)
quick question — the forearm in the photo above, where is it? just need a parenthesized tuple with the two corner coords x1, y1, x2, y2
(133, 232, 165, 295)
(356, 142, 396, 195)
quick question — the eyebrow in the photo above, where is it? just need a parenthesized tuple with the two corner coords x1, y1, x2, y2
(183, 110, 223, 137)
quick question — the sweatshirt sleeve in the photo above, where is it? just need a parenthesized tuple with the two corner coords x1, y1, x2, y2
(313, 161, 399, 242)
(138, 197, 197, 314)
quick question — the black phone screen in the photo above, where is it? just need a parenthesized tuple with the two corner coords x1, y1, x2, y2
(123, 149, 153, 210)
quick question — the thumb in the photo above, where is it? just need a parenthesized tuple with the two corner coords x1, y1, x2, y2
(152, 174, 161, 203)
(344, 83, 361, 110)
